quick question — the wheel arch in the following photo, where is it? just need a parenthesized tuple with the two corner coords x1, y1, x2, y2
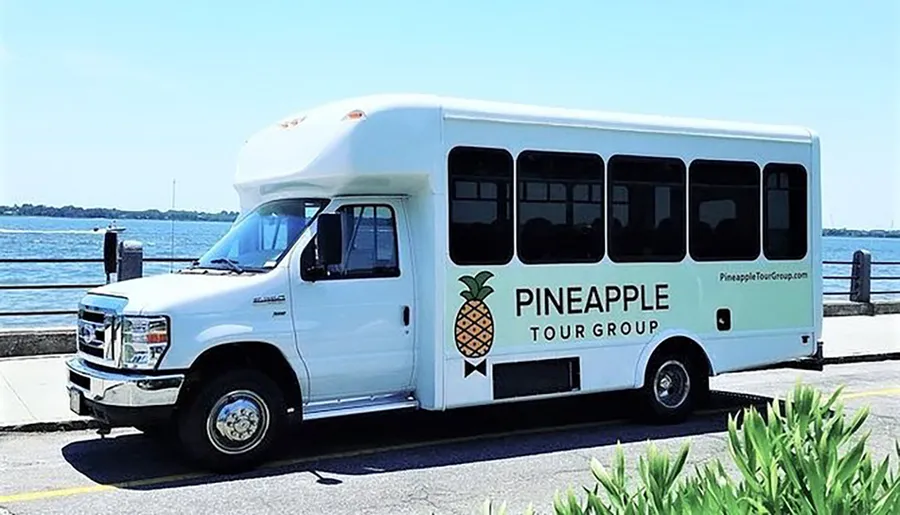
(633, 330, 714, 389)
(178, 340, 305, 414)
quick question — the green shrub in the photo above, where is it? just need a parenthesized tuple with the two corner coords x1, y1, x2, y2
(481, 383, 900, 515)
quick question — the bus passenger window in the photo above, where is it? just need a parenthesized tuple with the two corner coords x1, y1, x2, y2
(607, 155, 686, 263)
(448, 146, 514, 266)
(689, 159, 761, 262)
(763, 163, 808, 260)
(516, 150, 604, 264)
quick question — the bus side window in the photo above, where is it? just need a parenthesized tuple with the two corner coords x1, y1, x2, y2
(447, 146, 514, 266)
(607, 155, 686, 263)
(300, 204, 401, 280)
(516, 150, 604, 264)
(763, 163, 808, 260)
(689, 159, 761, 262)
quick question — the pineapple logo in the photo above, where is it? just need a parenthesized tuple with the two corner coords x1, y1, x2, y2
(454, 271, 495, 377)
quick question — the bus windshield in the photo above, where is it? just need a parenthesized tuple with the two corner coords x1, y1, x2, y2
(192, 198, 329, 272)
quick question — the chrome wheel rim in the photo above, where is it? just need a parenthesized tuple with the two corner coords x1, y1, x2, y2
(206, 389, 270, 455)
(654, 360, 690, 409)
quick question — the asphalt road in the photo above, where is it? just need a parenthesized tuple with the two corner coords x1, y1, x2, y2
(1, 361, 899, 515)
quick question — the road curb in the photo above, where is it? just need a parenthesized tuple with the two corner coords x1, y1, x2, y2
(747, 350, 900, 373)
(822, 352, 900, 365)
(0, 418, 102, 433)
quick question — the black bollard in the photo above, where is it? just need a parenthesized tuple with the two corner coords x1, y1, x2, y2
(103, 230, 118, 284)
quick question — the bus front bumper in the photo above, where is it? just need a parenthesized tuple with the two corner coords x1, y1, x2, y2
(65, 356, 185, 427)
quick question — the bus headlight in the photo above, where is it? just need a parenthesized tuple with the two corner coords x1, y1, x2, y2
(119, 316, 170, 370)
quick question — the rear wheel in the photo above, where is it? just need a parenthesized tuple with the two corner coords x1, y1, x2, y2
(639, 351, 705, 423)
(176, 369, 286, 473)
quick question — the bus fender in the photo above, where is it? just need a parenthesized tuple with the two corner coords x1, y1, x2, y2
(632, 329, 714, 389)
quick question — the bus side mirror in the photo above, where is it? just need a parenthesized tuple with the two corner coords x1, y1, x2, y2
(316, 213, 343, 266)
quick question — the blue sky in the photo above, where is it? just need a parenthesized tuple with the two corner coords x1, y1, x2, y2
(1, 1, 898, 229)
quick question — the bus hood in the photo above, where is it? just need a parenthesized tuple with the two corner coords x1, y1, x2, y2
(86, 271, 284, 316)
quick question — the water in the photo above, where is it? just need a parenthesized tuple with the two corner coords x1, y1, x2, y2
(0, 216, 233, 328)
(1, 216, 899, 328)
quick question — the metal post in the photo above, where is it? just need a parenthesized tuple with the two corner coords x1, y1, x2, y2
(103, 231, 118, 284)
(117, 240, 144, 282)
(849, 249, 871, 303)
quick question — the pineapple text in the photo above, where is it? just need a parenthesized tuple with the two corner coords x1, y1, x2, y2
(515, 283, 670, 317)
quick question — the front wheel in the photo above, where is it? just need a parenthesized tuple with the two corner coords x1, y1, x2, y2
(176, 369, 286, 473)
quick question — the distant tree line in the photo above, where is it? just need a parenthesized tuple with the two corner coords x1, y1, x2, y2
(823, 228, 900, 238)
(0, 204, 239, 222)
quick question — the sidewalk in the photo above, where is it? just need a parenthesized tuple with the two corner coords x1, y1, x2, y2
(2, 314, 899, 432)
(0, 354, 91, 431)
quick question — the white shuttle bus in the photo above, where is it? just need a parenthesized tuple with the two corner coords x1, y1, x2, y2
(65, 94, 823, 472)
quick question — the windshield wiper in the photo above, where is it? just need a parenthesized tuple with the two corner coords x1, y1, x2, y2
(209, 258, 244, 273)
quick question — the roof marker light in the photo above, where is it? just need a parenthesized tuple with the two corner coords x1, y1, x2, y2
(343, 110, 366, 121)
(279, 116, 306, 129)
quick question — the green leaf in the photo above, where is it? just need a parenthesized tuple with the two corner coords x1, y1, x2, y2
(727, 413, 756, 485)
(872, 477, 900, 515)
(476, 285, 495, 301)
(846, 404, 871, 437)
(473, 270, 494, 286)
(822, 384, 845, 412)
(460, 291, 475, 301)
(590, 453, 629, 512)
(552, 488, 584, 515)
(459, 275, 480, 295)
(834, 435, 869, 488)
(584, 488, 614, 515)
(668, 442, 690, 488)
(865, 456, 889, 496)
(481, 499, 507, 515)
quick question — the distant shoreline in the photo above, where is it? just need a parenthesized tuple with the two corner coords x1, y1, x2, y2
(1, 205, 898, 238)
(1, 205, 239, 223)
(822, 228, 900, 239)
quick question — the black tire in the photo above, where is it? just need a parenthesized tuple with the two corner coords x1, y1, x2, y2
(638, 351, 704, 424)
(176, 368, 286, 473)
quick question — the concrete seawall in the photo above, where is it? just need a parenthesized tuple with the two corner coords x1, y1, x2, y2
(823, 300, 900, 317)
(1, 300, 899, 359)
(0, 327, 75, 358)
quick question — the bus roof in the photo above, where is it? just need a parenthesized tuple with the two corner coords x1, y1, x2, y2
(274, 93, 816, 141)
(233, 94, 816, 209)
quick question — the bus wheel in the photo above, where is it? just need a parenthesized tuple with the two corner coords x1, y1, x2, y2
(640, 351, 698, 424)
(176, 369, 286, 473)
